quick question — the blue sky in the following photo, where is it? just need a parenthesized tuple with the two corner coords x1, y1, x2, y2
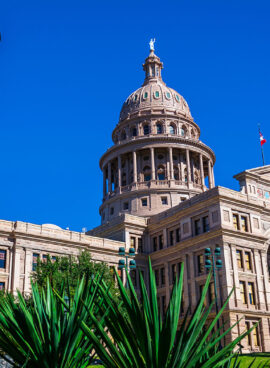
(1, 0, 270, 231)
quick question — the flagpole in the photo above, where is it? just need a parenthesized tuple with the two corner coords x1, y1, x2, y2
(258, 123, 265, 166)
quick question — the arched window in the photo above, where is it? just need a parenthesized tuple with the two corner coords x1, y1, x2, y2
(157, 165, 165, 180)
(184, 168, 188, 183)
(143, 124, 150, 135)
(194, 172, 200, 185)
(156, 123, 163, 134)
(173, 166, 179, 180)
(129, 170, 133, 183)
(122, 172, 127, 186)
(121, 130, 126, 140)
(131, 127, 137, 137)
(169, 124, 176, 135)
(143, 166, 151, 181)
(180, 126, 187, 137)
(191, 129, 195, 139)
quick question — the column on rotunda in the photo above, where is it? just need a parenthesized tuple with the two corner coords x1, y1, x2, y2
(102, 148, 215, 199)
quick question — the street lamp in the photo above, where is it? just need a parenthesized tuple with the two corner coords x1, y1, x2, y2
(204, 247, 223, 338)
(118, 247, 136, 274)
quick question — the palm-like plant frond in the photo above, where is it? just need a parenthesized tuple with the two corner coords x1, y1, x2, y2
(82, 259, 254, 368)
(0, 276, 108, 368)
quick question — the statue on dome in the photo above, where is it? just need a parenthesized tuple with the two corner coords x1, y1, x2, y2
(149, 38, 155, 51)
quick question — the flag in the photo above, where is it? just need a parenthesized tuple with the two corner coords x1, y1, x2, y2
(260, 132, 266, 146)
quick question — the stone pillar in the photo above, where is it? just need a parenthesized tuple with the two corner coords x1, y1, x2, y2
(189, 253, 197, 311)
(208, 160, 213, 189)
(108, 161, 112, 193)
(199, 154, 205, 188)
(150, 147, 156, 180)
(186, 149, 191, 185)
(24, 249, 32, 294)
(124, 156, 128, 186)
(118, 155, 121, 189)
(137, 151, 141, 182)
(12, 247, 21, 293)
(133, 150, 137, 183)
(211, 164, 215, 187)
(163, 228, 167, 248)
(231, 245, 241, 308)
(169, 147, 174, 180)
(103, 166, 107, 197)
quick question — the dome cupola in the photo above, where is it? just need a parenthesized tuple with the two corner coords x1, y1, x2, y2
(98, 42, 216, 224)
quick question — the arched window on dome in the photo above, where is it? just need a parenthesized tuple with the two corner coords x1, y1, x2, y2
(173, 166, 179, 180)
(130, 126, 137, 137)
(169, 124, 176, 135)
(191, 129, 196, 139)
(157, 165, 166, 181)
(156, 123, 163, 134)
(180, 126, 187, 138)
(143, 166, 151, 182)
(121, 130, 127, 140)
(143, 124, 150, 135)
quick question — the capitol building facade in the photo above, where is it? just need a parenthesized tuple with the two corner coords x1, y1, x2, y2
(1, 47, 270, 352)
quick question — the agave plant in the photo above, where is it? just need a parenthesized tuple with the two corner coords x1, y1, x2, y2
(81, 259, 254, 368)
(0, 276, 108, 368)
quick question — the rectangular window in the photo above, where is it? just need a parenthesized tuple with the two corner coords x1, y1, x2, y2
(110, 207, 114, 215)
(0, 250, 6, 269)
(241, 216, 248, 232)
(197, 254, 204, 274)
(161, 267, 165, 285)
(236, 250, 243, 269)
(172, 264, 177, 283)
(51, 256, 57, 263)
(169, 230, 174, 246)
(123, 202, 129, 210)
(233, 214, 240, 230)
(245, 252, 251, 271)
(138, 238, 143, 253)
(253, 323, 259, 346)
(141, 198, 147, 207)
(32, 253, 39, 271)
(43, 254, 48, 263)
(194, 219, 201, 235)
(240, 281, 247, 304)
(245, 322, 251, 345)
(248, 282, 255, 305)
(176, 228, 180, 243)
(159, 235, 163, 249)
(0, 282, 5, 291)
(202, 216, 209, 232)
(130, 237, 136, 248)
(155, 269, 159, 286)
(161, 197, 168, 205)
(153, 237, 157, 252)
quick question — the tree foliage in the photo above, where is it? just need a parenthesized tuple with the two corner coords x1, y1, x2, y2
(32, 251, 118, 297)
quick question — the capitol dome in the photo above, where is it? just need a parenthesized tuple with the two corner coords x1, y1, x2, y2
(119, 50, 191, 122)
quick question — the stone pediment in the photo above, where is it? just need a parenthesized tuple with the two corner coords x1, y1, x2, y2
(247, 165, 270, 181)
